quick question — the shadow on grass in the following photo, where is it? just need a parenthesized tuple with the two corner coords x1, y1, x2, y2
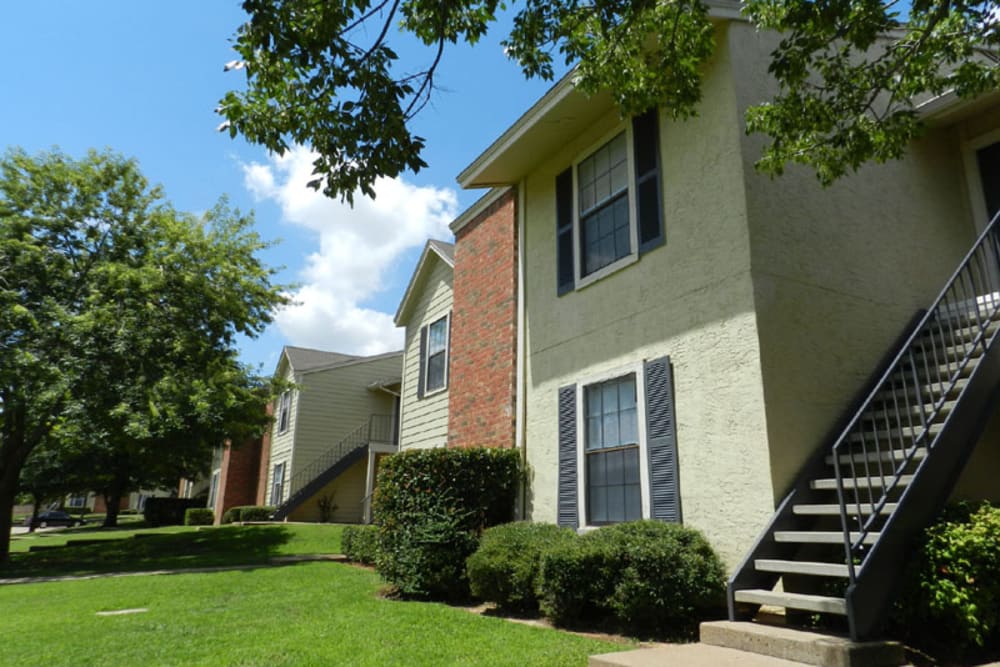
(2, 526, 294, 578)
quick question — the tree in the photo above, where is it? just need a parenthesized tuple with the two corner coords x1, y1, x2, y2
(220, 0, 999, 200)
(0, 148, 287, 561)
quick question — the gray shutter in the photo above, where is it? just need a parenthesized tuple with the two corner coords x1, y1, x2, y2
(556, 168, 574, 295)
(644, 356, 681, 523)
(557, 384, 579, 528)
(417, 325, 427, 399)
(445, 314, 452, 391)
(633, 109, 664, 254)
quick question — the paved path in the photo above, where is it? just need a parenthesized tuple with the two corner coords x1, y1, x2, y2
(0, 554, 346, 586)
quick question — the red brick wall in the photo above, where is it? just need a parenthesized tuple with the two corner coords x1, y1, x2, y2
(214, 437, 263, 524)
(448, 189, 518, 449)
(255, 403, 274, 506)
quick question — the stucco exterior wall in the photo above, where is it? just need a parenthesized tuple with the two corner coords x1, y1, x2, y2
(399, 257, 453, 450)
(521, 24, 775, 568)
(727, 22, 986, 501)
(286, 456, 367, 524)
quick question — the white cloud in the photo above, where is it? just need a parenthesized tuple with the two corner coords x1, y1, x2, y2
(243, 146, 457, 356)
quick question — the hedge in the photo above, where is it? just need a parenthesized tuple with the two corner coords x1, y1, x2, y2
(538, 520, 726, 639)
(221, 505, 275, 524)
(342, 525, 378, 565)
(372, 446, 521, 600)
(144, 498, 207, 527)
(889, 501, 1000, 662)
(467, 522, 575, 612)
(184, 508, 215, 526)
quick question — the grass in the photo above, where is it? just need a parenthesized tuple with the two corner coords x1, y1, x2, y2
(0, 543, 626, 666)
(3, 524, 344, 577)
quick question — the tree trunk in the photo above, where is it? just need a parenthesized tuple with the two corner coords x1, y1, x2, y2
(27, 494, 40, 534)
(102, 470, 129, 528)
(0, 481, 15, 565)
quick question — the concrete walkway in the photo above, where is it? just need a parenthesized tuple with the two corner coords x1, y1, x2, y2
(0, 553, 346, 586)
(591, 643, 811, 666)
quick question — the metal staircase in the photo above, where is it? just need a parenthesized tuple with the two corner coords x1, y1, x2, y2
(271, 414, 396, 521)
(729, 214, 1000, 641)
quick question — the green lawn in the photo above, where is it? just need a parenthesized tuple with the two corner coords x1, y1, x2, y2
(0, 559, 625, 666)
(4, 524, 344, 577)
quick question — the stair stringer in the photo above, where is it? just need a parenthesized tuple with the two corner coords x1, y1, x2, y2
(845, 344, 1000, 640)
(271, 445, 368, 521)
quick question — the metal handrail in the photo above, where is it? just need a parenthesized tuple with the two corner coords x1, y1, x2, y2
(285, 414, 396, 499)
(832, 211, 1000, 583)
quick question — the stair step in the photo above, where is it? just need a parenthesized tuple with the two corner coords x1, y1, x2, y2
(774, 530, 879, 545)
(811, 474, 913, 491)
(875, 377, 968, 404)
(825, 446, 927, 466)
(847, 423, 942, 445)
(923, 319, 1000, 346)
(755, 559, 850, 578)
(793, 502, 897, 516)
(733, 589, 847, 615)
(862, 399, 956, 425)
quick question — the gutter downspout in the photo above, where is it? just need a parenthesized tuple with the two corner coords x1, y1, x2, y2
(516, 180, 528, 520)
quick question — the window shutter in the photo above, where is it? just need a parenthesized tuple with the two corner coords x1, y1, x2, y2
(445, 313, 452, 391)
(556, 168, 574, 295)
(417, 325, 427, 399)
(633, 109, 663, 254)
(557, 384, 579, 528)
(644, 356, 681, 522)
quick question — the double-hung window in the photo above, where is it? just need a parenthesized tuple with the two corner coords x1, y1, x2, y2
(418, 313, 450, 397)
(556, 109, 663, 294)
(556, 356, 681, 530)
(277, 390, 292, 434)
(585, 375, 641, 524)
(271, 463, 285, 505)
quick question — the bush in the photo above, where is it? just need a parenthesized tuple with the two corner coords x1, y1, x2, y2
(372, 447, 521, 600)
(342, 525, 379, 565)
(144, 498, 207, 527)
(467, 522, 575, 612)
(889, 501, 1000, 661)
(538, 520, 726, 639)
(221, 505, 275, 524)
(184, 508, 215, 526)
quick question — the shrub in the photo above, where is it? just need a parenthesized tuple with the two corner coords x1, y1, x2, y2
(538, 520, 726, 639)
(184, 508, 215, 526)
(467, 522, 576, 612)
(342, 525, 379, 565)
(144, 498, 206, 527)
(221, 505, 274, 524)
(889, 501, 1000, 661)
(372, 447, 521, 600)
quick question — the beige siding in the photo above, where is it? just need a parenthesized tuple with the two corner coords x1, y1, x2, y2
(521, 25, 776, 569)
(399, 258, 453, 450)
(265, 362, 298, 504)
(287, 457, 367, 523)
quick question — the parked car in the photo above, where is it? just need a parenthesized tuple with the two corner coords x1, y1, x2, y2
(24, 511, 86, 529)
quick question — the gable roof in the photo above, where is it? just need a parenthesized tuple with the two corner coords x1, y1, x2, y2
(394, 239, 455, 326)
(283, 346, 359, 373)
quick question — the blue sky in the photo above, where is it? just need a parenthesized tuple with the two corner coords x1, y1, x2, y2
(0, 2, 561, 373)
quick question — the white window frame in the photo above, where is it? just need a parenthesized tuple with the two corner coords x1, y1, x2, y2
(423, 313, 450, 397)
(962, 127, 1000, 235)
(572, 124, 641, 291)
(68, 495, 86, 508)
(277, 390, 292, 434)
(574, 362, 650, 529)
(207, 469, 221, 509)
(271, 462, 286, 505)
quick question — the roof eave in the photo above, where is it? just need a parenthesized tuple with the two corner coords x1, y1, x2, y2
(394, 241, 454, 326)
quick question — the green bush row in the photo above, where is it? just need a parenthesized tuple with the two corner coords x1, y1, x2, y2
(372, 447, 521, 600)
(221, 505, 274, 524)
(184, 508, 215, 526)
(467, 520, 726, 639)
(342, 525, 378, 565)
(889, 501, 1000, 661)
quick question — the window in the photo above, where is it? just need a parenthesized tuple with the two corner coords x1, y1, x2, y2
(207, 470, 220, 510)
(68, 495, 86, 508)
(418, 314, 450, 397)
(270, 463, 285, 505)
(585, 375, 641, 524)
(557, 356, 681, 529)
(277, 391, 292, 434)
(556, 109, 663, 294)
